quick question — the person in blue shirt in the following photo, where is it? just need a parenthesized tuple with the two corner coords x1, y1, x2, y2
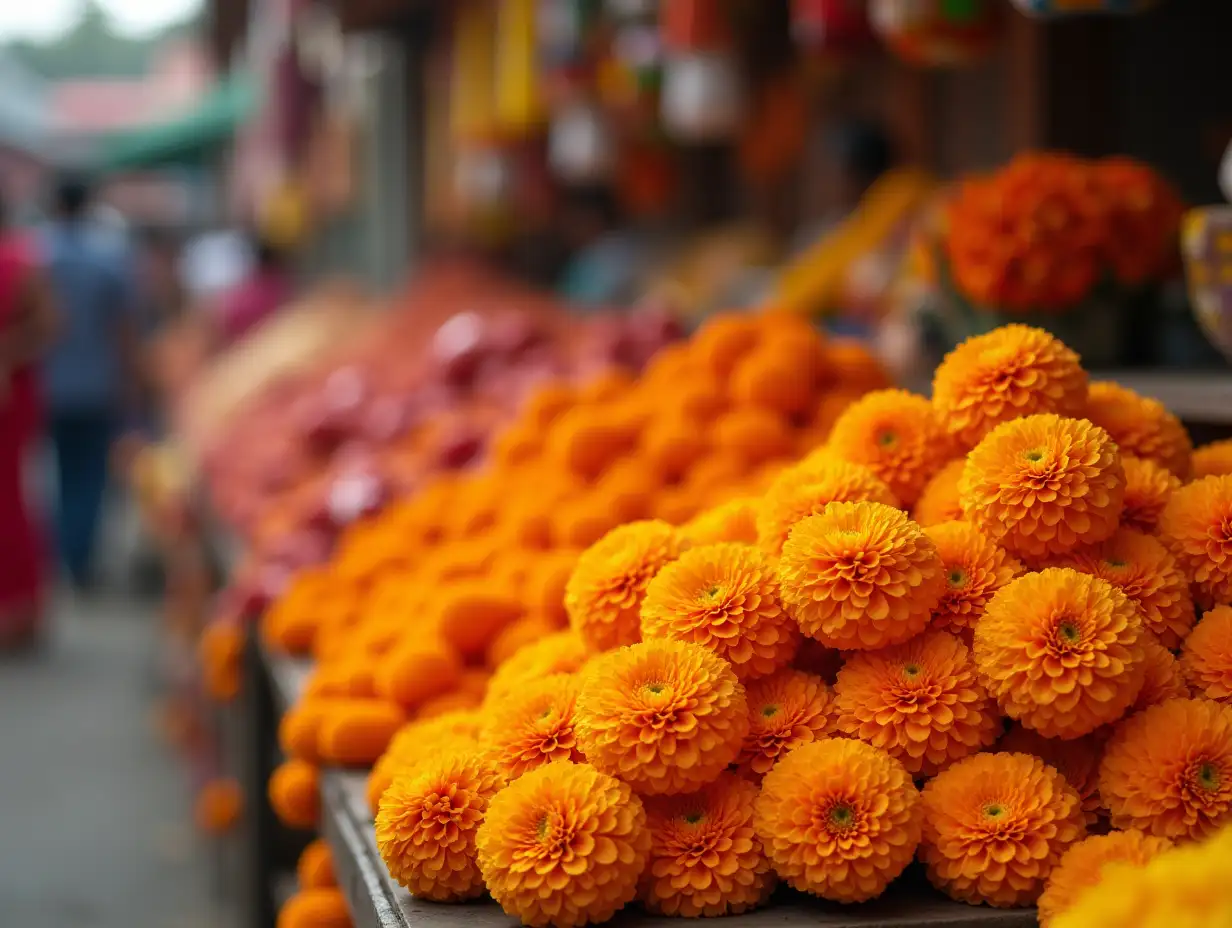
(41, 176, 137, 590)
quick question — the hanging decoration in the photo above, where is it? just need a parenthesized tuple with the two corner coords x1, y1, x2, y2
(870, 0, 1000, 67)
(791, 0, 875, 55)
(659, 0, 746, 141)
(1009, 0, 1159, 16)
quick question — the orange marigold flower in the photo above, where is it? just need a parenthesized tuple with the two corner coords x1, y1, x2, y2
(1134, 636, 1190, 712)
(932, 325, 1088, 450)
(375, 639, 463, 712)
(738, 669, 836, 778)
(565, 520, 687, 653)
(826, 389, 956, 506)
(641, 543, 798, 680)
(269, 759, 320, 830)
(920, 751, 1087, 907)
(778, 502, 944, 651)
(1120, 455, 1180, 535)
(755, 455, 897, 557)
(486, 630, 590, 706)
(834, 631, 1002, 777)
(1038, 830, 1173, 928)
(1052, 528, 1195, 650)
(296, 838, 336, 890)
(912, 458, 966, 527)
(1193, 439, 1232, 479)
(1099, 697, 1232, 841)
(316, 699, 405, 767)
(753, 738, 922, 903)
(366, 711, 481, 815)
(194, 778, 242, 835)
(682, 496, 760, 545)
(481, 673, 583, 781)
(276, 888, 351, 928)
(576, 639, 748, 795)
(1085, 381, 1192, 479)
(477, 761, 650, 928)
(640, 774, 775, 917)
(924, 520, 1023, 641)
(997, 726, 1107, 826)
(825, 338, 892, 393)
(961, 414, 1125, 560)
(1182, 606, 1232, 705)
(1159, 475, 1232, 608)
(975, 568, 1146, 739)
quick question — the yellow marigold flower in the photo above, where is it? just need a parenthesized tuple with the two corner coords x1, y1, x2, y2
(296, 838, 336, 890)
(565, 520, 688, 652)
(366, 711, 481, 814)
(778, 501, 944, 651)
(912, 458, 967, 527)
(682, 497, 760, 545)
(1193, 439, 1232, 479)
(924, 520, 1023, 641)
(960, 414, 1125, 560)
(932, 324, 1088, 450)
(269, 759, 319, 830)
(1099, 697, 1232, 841)
(375, 751, 507, 901)
(276, 888, 350, 928)
(975, 568, 1146, 739)
(481, 673, 583, 781)
(834, 631, 1001, 777)
(755, 455, 897, 556)
(576, 639, 748, 795)
(640, 774, 775, 917)
(1085, 380, 1192, 479)
(753, 738, 922, 903)
(920, 752, 1087, 908)
(640, 543, 798, 680)
(485, 631, 590, 706)
(1182, 606, 1232, 705)
(738, 669, 836, 778)
(997, 725, 1106, 826)
(1120, 455, 1180, 535)
(1133, 635, 1190, 712)
(826, 389, 956, 506)
(1159, 474, 1232, 608)
(1038, 830, 1173, 928)
(477, 761, 650, 928)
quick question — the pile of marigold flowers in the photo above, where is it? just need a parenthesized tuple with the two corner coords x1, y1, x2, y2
(261, 318, 1232, 927)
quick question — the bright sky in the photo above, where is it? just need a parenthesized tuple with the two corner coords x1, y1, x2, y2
(0, 0, 201, 40)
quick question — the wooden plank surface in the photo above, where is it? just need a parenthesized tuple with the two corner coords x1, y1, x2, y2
(1103, 371, 1232, 425)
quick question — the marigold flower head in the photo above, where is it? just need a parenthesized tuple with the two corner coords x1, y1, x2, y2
(1159, 475, 1232, 608)
(682, 497, 759, 545)
(1100, 697, 1232, 841)
(194, 778, 242, 835)
(1120, 455, 1180, 536)
(920, 751, 1087, 907)
(932, 325, 1088, 450)
(1085, 381, 1192, 479)
(1182, 606, 1232, 705)
(778, 502, 944, 651)
(997, 725, 1107, 825)
(366, 710, 483, 814)
(975, 568, 1145, 739)
(1038, 830, 1173, 928)
(480, 674, 583, 781)
(296, 838, 336, 890)
(960, 415, 1125, 560)
(576, 639, 748, 795)
(755, 455, 897, 556)
(276, 888, 350, 928)
(753, 738, 921, 903)
(565, 520, 688, 653)
(375, 751, 507, 901)
(826, 389, 956, 506)
(269, 759, 320, 830)
(477, 761, 650, 928)
(640, 774, 775, 917)
(824, 337, 892, 393)
(834, 631, 1001, 777)
(486, 631, 590, 706)
(911, 458, 966, 527)
(738, 668, 836, 778)
(640, 543, 798, 680)
(1193, 439, 1232, 480)
(1133, 635, 1190, 712)
(924, 520, 1023, 640)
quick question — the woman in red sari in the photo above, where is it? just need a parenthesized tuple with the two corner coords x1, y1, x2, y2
(0, 195, 57, 649)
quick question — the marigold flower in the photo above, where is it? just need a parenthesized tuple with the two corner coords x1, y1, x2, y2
(1133, 636, 1190, 712)
(932, 325, 1088, 450)
(1159, 475, 1232, 608)
(730, 338, 820, 418)
(1120, 455, 1180, 535)
(738, 668, 836, 778)
(1182, 606, 1232, 704)
(753, 738, 921, 903)
(194, 778, 242, 835)
(834, 631, 1001, 777)
(778, 502, 944, 651)
(997, 726, 1107, 825)
(477, 761, 650, 928)
(375, 639, 463, 711)
(316, 699, 405, 767)
(920, 752, 1087, 907)
(375, 751, 507, 901)
(1193, 439, 1232, 479)
(924, 520, 1023, 640)
(486, 631, 590, 706)
(755, 455, 897, 556)
(911, 458, 966, 527)
(481, 674, 583, 781)
(1085, 381, 1192, 479)
(565, 520, 687, 653)
(826, 389, 956, 506)
(297, 838, 336, 890)
(960, 414, 1125, 560)
(269, 759, 320, 830)
(278, 700, 327, 763)
(975, 568, 1145, 739)
(1038, 830, 1173, 927)
(641, 543, 798, 680)
(1100, 697, 1232, 841)
(712, 407, 794, 467)
(366, 711, 481, 814)
(682, 496, 759, 545)
(200, 621, 244, 701)
(640, 774, 774, 917)
(276, 888, 350, 928)
(825, 337, 892, 393)
(576, 639, 748, 795)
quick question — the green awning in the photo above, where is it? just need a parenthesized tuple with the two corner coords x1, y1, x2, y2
(94, 73, 257, 171)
